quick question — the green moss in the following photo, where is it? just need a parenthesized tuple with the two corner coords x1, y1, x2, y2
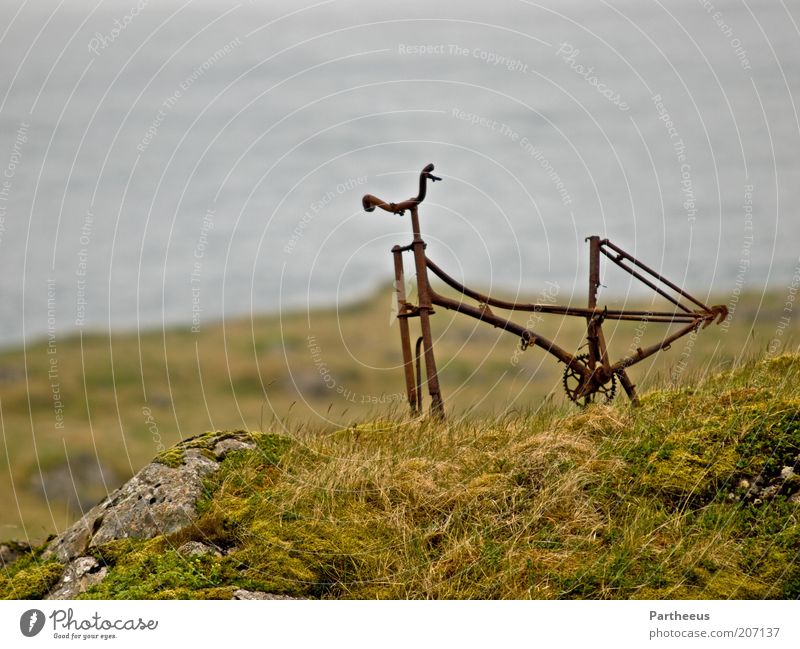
(735, 403, 800, 477)
(185, 432, 390, 598)
(81, 432, 297, 599)
(183, 430, 240, 451)
(779, 566, 800, 599)
(42, 355, 800, 599)
(229, 503, 392, 598)
(251, 432, 293, 466)
(153, 430, 259, 468)
(0, 548, 63, 599)
(82, 538, 232, 600)
(625, 381, 800, 506)
(153, 446, 185, 468)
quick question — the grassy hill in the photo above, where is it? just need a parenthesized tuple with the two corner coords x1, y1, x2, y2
(0, 287, 794, 538)
(2, 353, 799, 599)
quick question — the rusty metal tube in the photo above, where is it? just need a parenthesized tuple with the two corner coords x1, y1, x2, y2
(587, 236, 602, 371)
(430, 290, 582, 371)
(425, 257, 699, 322)
(392, 245, 418, 413)
(599, 247, 692, 313)
(600, 239, 711, 312)
(410, 207, 444, 418)
(362, 164, 440, 216)
(617, 370, 639, 404)
(611, 320, 701, 373)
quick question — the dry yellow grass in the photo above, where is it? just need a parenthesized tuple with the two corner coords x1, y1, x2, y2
(0, 286, 793, 540)
(3, 354, 799, 599)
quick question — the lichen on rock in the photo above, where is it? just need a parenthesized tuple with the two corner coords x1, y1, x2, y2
(43, 431, 257, 567)
(46, 556, 107, 599)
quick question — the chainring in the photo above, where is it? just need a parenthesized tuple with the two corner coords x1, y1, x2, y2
(562, 353, 617, 406)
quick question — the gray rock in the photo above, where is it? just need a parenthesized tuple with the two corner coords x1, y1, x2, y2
(178, 541, 221, 557)
(46, 556, 108, 600)
(213, 437, 255, 460)
(0, 541, 31, 568)
(760, 484, 780, 499)
(232, 589, 294, 600)
(43, 431, 256, 564)
(745, 484, 762, 499)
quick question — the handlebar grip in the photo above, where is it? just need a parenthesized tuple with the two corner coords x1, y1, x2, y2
(362, 194, 396, 213)
(361, 194, 408, 215)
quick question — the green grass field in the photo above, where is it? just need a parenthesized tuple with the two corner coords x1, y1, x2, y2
(2, 352, 799, 599)
(0, 285, 796, 540)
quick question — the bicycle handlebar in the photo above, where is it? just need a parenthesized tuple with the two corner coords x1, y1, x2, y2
(362, 163, 441, 215)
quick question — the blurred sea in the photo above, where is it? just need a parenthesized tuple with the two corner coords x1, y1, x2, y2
(0, 0, 798, 347)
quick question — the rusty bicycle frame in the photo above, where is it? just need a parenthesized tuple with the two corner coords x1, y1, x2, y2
(362, 163, 728, 418)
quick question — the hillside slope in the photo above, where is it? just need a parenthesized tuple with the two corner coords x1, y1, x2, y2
(0, 287, 790, 537)
(2, 354, 799, 599)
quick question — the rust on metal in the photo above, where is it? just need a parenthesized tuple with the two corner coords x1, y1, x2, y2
(362, 163, 728, 418)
